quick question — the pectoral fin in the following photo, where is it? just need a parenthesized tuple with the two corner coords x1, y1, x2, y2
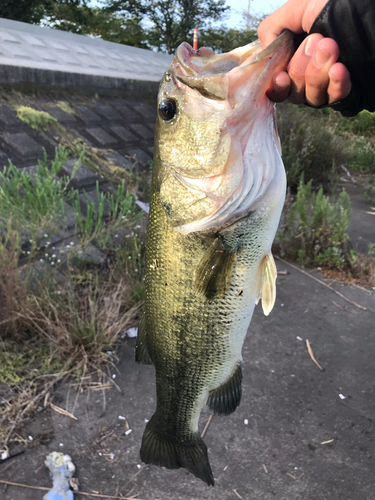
(195, 238, 237, 299)
(255, 253, 277, 316)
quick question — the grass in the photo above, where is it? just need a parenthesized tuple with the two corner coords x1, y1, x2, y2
(0, 146, 147, 446)
(277, 178, 375, 285)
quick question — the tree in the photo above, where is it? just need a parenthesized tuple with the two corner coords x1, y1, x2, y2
(107, 0, 230, 54)
(198, 26, 257, 53)
(45, 1, 149, 48)
(0, 0, 48, 24)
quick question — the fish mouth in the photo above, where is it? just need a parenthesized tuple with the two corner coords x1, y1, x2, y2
(173, 30, 295, 103)
(161, 32, 294, 234)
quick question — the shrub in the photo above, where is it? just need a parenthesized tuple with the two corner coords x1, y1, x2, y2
(336, 110, 375, 137)
(277, 103, 350, 191)
(277, 177, 354, 269)
(349, 137, 375, 174)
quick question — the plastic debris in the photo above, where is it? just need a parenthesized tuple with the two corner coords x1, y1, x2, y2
(43, 452, 76, 500)
(126, 327, 138, 338)
(296, 336, 302, 341)
(244, 419, 249, 425)
(125, 429, 132, 436)
(1, 450, 9, 460)
(118, 415, 126, 420)
(339, 394, 346, 400)
(136, 200, 150, 214)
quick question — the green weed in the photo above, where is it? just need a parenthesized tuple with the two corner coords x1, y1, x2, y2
(0, 146, 83, 238)
(71, 181, 140, 248)
(349, 137, 375, 174)
(278, 177, 353, 269)
(16, 106, 58, 130)
(336, 110, 375, 137)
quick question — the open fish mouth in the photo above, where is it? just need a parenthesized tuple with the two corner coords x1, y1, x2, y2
(158, 31, 295, 234)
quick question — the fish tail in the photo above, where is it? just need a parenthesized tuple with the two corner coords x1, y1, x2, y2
(140, 415, 214, 486)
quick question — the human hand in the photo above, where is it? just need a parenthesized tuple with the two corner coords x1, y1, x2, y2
(258, 0, 352, 106)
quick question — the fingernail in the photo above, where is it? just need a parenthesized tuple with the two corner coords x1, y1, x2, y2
(314, 46, 330, 67)
(305, 38, 315, 57)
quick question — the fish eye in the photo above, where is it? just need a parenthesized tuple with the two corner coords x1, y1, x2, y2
(159, 98, 177, 121)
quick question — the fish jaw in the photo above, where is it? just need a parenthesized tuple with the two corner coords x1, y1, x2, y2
(156, 31, 294, 233)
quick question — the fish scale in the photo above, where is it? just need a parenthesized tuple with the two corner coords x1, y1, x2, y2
(136, 30, 295, 486)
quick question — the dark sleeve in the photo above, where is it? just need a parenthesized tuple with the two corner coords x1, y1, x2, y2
(310, 0, 375, 116)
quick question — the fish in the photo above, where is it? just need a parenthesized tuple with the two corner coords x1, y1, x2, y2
(136, 30, 295, 486)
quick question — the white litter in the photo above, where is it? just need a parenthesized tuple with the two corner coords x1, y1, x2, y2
(126, 327, 138, 338)
(144, 418, 149, 423)
(1, 450, 9, 460)
(125, 429, 132, 436)
(136, 200, 150, 214)
(296, 336, 303, 341)
(137, 464, 142, 469)
(28, 435, 33, 441)
(339, 394, 346, 400)
(118, 415, 126, 421)
(43, 452, 75, 500)
(244, 419, 249, 425)
(59, 443, 64, 447)
(112, 374, 116, 379)
(110, 454, 114, 460)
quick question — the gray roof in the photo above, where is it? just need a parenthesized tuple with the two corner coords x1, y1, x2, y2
(0, 18, 172, 83)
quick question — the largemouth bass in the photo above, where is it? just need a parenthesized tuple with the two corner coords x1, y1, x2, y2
(136, 31, 294, 486)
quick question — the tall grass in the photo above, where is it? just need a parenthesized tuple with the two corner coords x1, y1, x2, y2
(0, 146, 144, 366)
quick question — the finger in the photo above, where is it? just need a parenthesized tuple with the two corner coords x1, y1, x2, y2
(304, 38, 339, 106)
(287, 34, 323, 104)
(327, 63, 352, 103)
(266, 71, 291, 102)
(258, 0, 307, 49)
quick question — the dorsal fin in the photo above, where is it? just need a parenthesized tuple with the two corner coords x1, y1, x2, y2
(255, 253, 277, 316)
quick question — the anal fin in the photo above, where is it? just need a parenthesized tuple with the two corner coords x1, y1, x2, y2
(135, 311, 152, 364)
(195, 238, 237, 299)
(207, 363, 242, 416)
(255, 252, 277, 316)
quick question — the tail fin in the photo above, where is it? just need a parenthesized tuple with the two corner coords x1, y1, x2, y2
(140, 416, 214, 486)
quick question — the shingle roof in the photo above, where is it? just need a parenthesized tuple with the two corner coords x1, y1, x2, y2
(0, 18, 172, 84)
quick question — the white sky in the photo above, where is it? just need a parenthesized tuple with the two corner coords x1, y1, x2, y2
(224, 0, 283, 29)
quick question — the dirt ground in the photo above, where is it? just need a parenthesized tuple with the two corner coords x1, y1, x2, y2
(1, 186, 375, 500)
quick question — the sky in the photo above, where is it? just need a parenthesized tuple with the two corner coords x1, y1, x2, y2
(224, 0, 283, 29)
